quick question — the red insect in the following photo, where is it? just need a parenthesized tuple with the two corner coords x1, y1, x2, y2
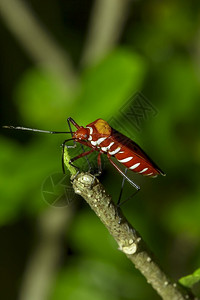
(3, 117, 165, 192)
(63, 118, 165, 190)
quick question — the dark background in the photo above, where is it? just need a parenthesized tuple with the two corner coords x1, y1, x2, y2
(1, 0, 200, 299)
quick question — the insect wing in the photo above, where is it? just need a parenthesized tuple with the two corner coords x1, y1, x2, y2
(111, 128, 165, 176)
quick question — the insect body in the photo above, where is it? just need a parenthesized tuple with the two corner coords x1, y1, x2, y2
(68, 118, 165, 190)
(3, 117, 165, 191)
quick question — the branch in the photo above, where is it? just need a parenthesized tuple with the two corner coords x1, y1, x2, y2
(19, 207, 75, 300)
(81, 0, 132, 66)
(72, 172, 196, 300)
(0, 0, 77, 86)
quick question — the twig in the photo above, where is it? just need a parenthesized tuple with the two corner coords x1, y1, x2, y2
(19, 207, 75, 300)
(63, 147, 77, 176)
(72, 172, 196, 300)
(81, 0, 132, 66)
(0, 0, 77, 86)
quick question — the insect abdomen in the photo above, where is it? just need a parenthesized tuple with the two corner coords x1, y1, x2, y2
(86, 122, 163, 177)
(114, 150, 157, 177)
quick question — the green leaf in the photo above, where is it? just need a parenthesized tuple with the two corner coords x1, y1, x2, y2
(14, 68, 73, 128)
(64, 146, 76, 175)
(72, 48, 147, 123)
(179, 268, 200, 288)
(14, 49, 146, 132)
(162, 188, 200, 239)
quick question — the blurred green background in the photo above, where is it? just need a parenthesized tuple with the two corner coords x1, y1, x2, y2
(1, 0, 200, 299)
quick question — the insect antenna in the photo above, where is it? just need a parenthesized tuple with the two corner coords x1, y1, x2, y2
(2, 126, 74, 134)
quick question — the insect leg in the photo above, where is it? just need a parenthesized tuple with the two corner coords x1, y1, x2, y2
(62, 139, 95, 173)
(107, 155, 140, 190)
(116, 168, 140, 207)
(117, 190, 140, 207)
(67, 117, 77, 148)
(69, 149, 96, 180)
(97, 152, 102, 175)
(67, 117, 92, 170)
(67, 117, 80, 129)
(90, 152, 103, 177)
(70, 149, 95, 164)
(117, 168, 127, 206)
(80, 146, 92, 172)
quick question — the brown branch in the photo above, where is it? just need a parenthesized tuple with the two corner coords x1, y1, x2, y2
(81, 0, 132, 66)
(19, 207, 75, 300)
(0, 0, 77, 86)
(72, 172, 196, 300)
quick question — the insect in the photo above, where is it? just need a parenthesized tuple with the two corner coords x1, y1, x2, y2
(3, 117, 165, 194)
